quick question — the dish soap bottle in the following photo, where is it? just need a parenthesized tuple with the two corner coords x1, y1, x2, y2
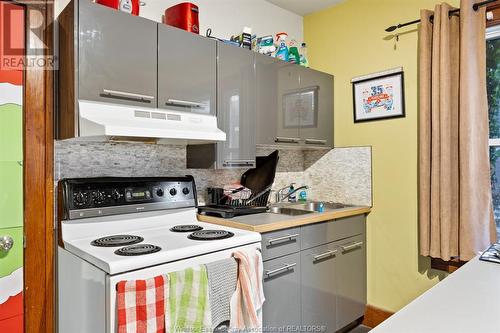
(275, 32, 289, 61)
(288, 184, 296, 203)
(288, 39, 300, 64)
(299, 42, 309, 67)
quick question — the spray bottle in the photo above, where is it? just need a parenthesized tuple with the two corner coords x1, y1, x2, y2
(275, 32, 289, 61)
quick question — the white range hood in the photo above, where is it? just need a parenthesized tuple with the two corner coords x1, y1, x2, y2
(76, 100, 226, 143)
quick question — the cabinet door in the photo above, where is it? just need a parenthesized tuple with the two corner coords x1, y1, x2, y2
(301, 242, 338, 332)
(297, 67, 334, 147)
(276, 61, 302, 145)
(216, 43, 256, 168)
(263, 253, 301, 332)
(255, 54, 279, 145)
(78, 0, 157, 107)
(335, 234, 366, 329)
(158, 24, 216, 115)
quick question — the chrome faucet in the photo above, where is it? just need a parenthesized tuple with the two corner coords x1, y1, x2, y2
(275, 183, 308, 203)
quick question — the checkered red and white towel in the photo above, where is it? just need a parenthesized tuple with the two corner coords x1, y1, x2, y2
(117, 275, 169, 333)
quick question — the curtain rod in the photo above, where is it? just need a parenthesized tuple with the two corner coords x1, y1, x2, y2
(385, 0, 497, 32)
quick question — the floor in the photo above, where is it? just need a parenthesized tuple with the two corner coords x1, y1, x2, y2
(349, 325, 371, 333)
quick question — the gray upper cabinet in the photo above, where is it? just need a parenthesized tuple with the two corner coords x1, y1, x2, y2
(298, 67, 334, 147)
(336, 234, 366, 330)
(255, 54, 334, 148)
(158, 25, 216, 115)
(78, 0, 157, 107)
(256, 54, 301, 146)
(263, 253, 301, 332)
(255, 54, 280, 145)
(216, 42, 256, 168)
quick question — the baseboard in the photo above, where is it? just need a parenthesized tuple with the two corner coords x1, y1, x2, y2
(362, 305, 395, 328)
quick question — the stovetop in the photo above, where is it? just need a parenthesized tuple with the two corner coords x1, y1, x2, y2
(61, 209, 260, 274)
(58, 177, 261, 275)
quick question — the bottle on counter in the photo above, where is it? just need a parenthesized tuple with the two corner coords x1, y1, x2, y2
(298, 189, 307, 202)
(288, 184, 296, 203)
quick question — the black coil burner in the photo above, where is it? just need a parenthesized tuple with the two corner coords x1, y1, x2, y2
(170, 225, 204, 233)
(188, 230, 234, 241)
(114, 244, 162, 256)
(91, 235, 144, 247)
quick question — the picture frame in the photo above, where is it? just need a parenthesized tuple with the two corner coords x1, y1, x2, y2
(352, 69, 405, 123)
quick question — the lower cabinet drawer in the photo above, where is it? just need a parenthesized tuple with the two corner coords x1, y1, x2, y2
(261, 227, 300, 261)
(301, 215, 365, 250)
(262, 253, 301, 332)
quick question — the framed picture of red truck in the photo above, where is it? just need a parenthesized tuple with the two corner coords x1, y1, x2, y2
(352, 68, 405, 123)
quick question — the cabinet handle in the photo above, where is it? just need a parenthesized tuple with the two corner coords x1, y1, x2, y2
(0, 235, 14, 252)
(313, 250, 338, 262)
(275, 137, 300, 144)
(102, 89, 155, 103)
(305, 139, 327, 145)
(268, 233, 300, 245)
(166, 98, 204, 108)
(223, 160, 255, 168)
(265, 263, 297, 277)
(340, 241, 364, 253)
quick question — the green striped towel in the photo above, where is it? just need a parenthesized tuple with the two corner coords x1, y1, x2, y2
(166, 265, 211, 333)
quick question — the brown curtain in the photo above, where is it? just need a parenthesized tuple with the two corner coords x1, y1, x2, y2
(419, 0, 496, 261)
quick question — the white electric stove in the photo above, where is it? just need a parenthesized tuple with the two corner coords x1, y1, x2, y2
(57, 176, 261, 333)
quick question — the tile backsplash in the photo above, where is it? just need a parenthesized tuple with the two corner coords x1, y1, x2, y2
(55, 141, 372, 206)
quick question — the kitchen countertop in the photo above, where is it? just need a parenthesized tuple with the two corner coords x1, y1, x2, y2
(371, 256, 500, 333)
(197, 206, 371, 233)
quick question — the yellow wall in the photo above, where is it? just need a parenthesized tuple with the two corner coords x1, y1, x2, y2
(304, 0, 459, 312)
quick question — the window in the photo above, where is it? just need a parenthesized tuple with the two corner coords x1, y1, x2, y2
(487, 25, 500, 239)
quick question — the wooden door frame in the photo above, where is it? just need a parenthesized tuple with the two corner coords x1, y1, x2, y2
(18, 0, 55, 332)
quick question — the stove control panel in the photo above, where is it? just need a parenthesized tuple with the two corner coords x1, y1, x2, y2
(60, 176, 197, 220)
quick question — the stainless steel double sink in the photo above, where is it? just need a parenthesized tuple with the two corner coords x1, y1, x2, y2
(268, 201, 353, 216)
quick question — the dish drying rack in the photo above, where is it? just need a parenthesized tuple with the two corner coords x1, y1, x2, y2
(220, 185, 272, 207)
(198, 185, 272, 218)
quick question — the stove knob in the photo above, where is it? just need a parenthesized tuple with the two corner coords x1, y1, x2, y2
(75, 192, 85, 204)
(112, 189, 121, 200)
(169, 188, 177, 196)
(182, 187, 190, 195)
(156, 188, 164, 197)
(94, 191, 105, 202)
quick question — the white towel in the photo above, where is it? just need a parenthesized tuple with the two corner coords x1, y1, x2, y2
(229, 249, 265, 331)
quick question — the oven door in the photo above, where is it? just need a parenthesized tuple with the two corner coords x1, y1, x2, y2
(105, 243, 260, 333)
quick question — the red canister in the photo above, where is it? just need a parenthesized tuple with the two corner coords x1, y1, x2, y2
(97, 0, 140, 16)
(164, 2, 199, 34)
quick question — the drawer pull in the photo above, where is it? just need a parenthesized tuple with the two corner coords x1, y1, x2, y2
(340, 241, 364, 252)
(102, 89, 155, 103)
(223, 160, 256, 168)
(265, 263, 297, 277)
(305, 139, 327, 145)
(268, 233, 299, 245)
(166, 98, 204, 108)
(313, 250, 338, 262)
(275, 137, 300, 144)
